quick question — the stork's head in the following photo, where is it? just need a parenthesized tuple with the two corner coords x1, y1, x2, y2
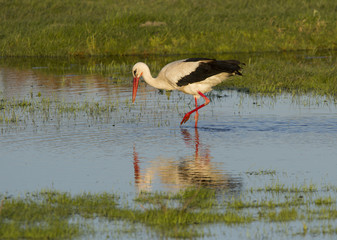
(132, 63, 143, 103)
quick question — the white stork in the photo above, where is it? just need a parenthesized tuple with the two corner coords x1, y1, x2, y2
(132, 58, 244, 127)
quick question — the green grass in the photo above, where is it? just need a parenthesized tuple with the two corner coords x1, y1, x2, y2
(0, 0, 337, 56)
(1, 181, 337, 239)
(216, 52, 337, 96)
(0, 189, 252, 239)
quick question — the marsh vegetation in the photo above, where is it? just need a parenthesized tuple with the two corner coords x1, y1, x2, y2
(1, 176, 337, 239)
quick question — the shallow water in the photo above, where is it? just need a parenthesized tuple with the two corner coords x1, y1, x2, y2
(1, 55, 337, 239)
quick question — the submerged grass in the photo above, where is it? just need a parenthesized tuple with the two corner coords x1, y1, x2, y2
(0, 95, 119, 127)
(0, 0, 337, 56)
(1, 180, 337, 239)
(0, 89, 184, 131)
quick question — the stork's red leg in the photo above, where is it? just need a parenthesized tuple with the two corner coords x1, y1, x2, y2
(181, 91, 210, 127)
(194, 97, 199, 128)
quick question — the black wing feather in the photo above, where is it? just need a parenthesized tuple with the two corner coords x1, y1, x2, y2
(183, 58, 214, 62)
(177, 59, 244, 87)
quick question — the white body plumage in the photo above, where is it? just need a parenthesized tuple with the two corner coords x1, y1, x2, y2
(132, 58, 243, 126)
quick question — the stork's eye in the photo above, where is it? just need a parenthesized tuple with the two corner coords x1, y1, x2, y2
(133, 70, 137, 75)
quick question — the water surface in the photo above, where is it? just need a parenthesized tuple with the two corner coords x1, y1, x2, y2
(1, 54, 337, 239)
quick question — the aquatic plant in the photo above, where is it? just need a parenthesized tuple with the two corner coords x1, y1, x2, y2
(1, 179, 337, 239)
(0, 96, 118, 127)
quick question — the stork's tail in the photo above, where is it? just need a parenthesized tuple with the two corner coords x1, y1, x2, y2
(224, 60, 245, 76)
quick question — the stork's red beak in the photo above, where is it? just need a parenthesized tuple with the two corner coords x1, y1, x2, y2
(132, 73, 142, 103)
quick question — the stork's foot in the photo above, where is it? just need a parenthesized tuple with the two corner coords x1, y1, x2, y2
(180, 113, 191, 125)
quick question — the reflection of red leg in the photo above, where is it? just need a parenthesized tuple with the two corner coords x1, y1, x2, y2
(204, 148, 211, 163)
(133, 145, 140, 184)
(181, 128, 193, 147)
(194, 127, 200, 158)
(180, 91, 210, 127)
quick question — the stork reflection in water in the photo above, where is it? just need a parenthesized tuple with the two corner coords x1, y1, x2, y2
(133, 128, 242, 192)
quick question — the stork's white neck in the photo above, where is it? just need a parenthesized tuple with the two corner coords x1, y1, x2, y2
(136, 62, 174, 91)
